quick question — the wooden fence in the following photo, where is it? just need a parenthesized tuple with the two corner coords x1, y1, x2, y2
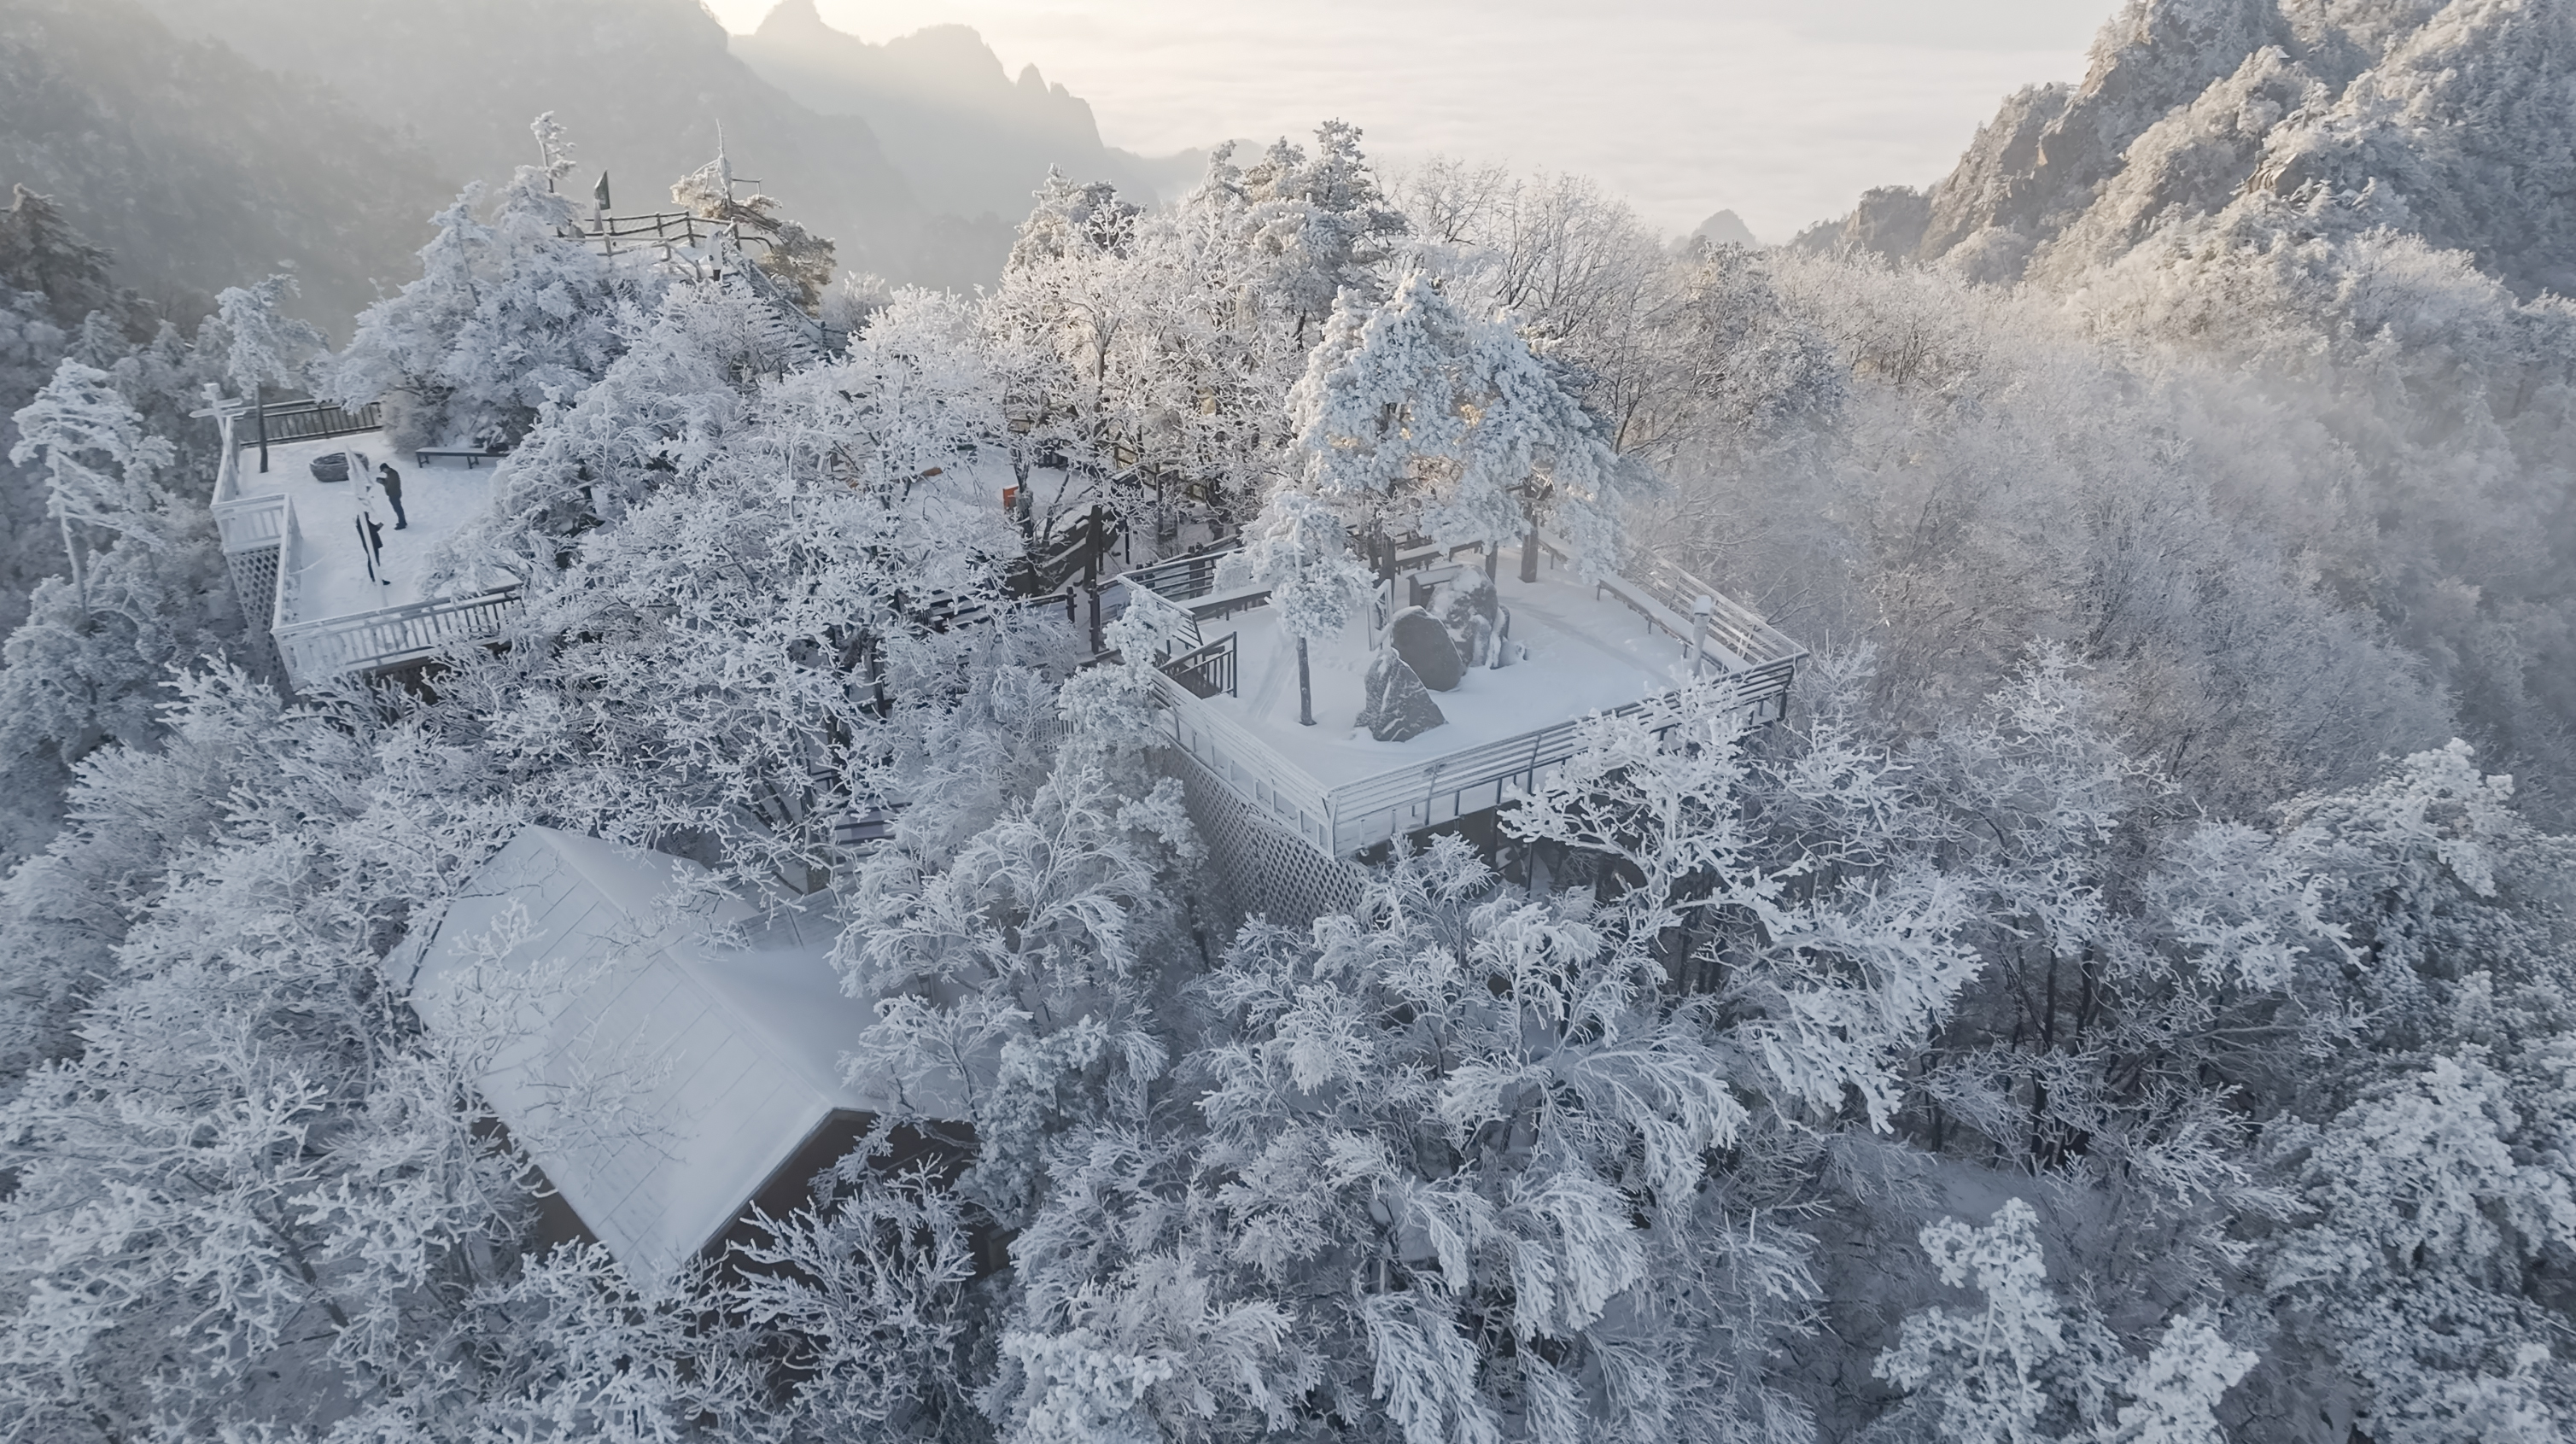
(273, 588, 526, 692)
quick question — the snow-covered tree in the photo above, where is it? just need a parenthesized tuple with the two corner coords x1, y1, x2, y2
(1281, 269, 1643, 585)
(669, 143, 838, 314)
(9, 359, 172, 610)
(1238, 120, 1409, 348)
(2239, 741, 2576, 1443)
(0, 669, 549, 1440)
(328, 116, 658, 451)
(841, 596, 1198, 1225)
(0, 360, 239, 816)
(212, 271, 324, 405)
(1875, 1198, 2257, 1444)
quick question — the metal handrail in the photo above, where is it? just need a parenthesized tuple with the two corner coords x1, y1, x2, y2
(1603, 542, 1805, 668)
(1161, 631, 1238, 699)
(1323, 660, 1793, 821)
(1148, 671, 1337, 849)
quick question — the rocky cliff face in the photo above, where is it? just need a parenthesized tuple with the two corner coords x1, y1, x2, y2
(130, 0, 947, 287)
(732, 0, 1193, 231)
(1797, 0, 2576, 298)
(0, 0, 452, 327)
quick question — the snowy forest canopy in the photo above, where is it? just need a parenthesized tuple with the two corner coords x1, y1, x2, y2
(4, 1, 2576, 1441)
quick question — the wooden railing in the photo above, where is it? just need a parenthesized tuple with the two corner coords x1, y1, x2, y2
(239, 398, 383, 449)
(212, 490, 287, 554)
(272, 588, 524, 691)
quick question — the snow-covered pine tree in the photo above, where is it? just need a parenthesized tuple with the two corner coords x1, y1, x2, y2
(212, 271, 324, 412)
(1280, 268, 1643, 588)
(0, 360, 239, 814)
(1239, 120, 1410, 348)
(670, 143, 839, 315)
(328, 116, 657, 452)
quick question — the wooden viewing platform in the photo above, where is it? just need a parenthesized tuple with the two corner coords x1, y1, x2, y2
(205, 395, 523, 691)
(1128, 535, 1804, 860)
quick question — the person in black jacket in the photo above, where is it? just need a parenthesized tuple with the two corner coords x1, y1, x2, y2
(377, 462, 409, 529)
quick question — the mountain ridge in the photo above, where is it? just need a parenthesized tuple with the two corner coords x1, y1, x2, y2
(731, 0, 1204, 228)
(0, 0, 453, 327)
(1796, 0, 2576, 298)
(119, 0, 1052, 292)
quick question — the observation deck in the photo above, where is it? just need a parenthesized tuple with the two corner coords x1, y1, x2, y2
(207, 397, 521, 691)
(1125, 535, 1803, 862)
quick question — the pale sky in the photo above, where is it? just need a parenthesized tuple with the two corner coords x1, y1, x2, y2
(698, 0, 2124, 241)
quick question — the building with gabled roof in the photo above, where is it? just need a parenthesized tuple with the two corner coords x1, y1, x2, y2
(406, 827, 967, 1289)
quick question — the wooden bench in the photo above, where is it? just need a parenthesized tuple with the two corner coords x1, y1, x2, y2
(414, 447, 508, 469)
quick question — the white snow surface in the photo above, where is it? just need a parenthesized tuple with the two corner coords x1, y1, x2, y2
(408, 827, 961, 1290)
(1206, 547, 1746, 791)
(234, 435, 505, 623)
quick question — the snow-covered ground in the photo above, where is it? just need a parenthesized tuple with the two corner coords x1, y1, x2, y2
(233, 434, 503, 624)
(1201, 545, 1748, 792)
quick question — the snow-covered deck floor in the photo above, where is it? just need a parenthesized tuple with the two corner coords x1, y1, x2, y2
(1200, 547, 1746, 794)
(233, 435, 503, 624)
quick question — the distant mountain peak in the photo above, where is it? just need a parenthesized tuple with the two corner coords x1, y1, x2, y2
(1691, 210, 1758, 248)
(734, 4, 1165, 225)
(763, 0, 827, 32)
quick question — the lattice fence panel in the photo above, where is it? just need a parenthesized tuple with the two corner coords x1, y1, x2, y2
(226, 544, 280, 633)
(1167, 747, 1370, 936)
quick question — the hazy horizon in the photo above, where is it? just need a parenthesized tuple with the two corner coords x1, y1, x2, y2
(700, 0, 2125, 240)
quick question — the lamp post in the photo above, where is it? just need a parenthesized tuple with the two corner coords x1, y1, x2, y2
(1691, 593, 1714, 679)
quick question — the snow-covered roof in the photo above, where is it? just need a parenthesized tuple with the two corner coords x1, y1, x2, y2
(408, 827, 961, 1289)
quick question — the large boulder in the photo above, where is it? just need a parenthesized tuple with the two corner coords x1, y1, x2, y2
(1358, 647, 1446, 742)
(1444, 568, 1500, 631)
(1442, 571, 1504, 668)
(1388, 605, 1464, 692)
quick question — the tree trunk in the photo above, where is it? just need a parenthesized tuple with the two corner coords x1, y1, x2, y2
(60, 516, 85, 614)
(1297, 635, 1314, 726)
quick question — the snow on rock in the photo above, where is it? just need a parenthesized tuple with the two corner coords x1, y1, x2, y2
(1388, 605, 1463, 692)
(1358, 646, 1446, 742)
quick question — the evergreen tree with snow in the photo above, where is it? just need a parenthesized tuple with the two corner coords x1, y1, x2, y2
(328, 115, 660, 452)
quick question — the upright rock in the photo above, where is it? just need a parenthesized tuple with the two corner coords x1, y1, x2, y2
(1358, 647, 1446, 742)
(1442, 570, 1504, 668)
(1389, 605, 1465, 692)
